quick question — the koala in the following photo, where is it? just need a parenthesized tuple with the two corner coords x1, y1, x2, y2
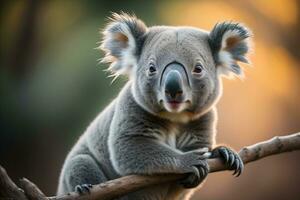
(57, 13, 251, 200)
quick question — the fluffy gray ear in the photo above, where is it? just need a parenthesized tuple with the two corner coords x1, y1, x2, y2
(100, 13, 147, 77)
(209, 22, 252, 78)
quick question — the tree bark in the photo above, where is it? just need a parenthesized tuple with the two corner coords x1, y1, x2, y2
(0, 132, 299, 200)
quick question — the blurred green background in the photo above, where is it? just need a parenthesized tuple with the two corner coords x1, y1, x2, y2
(1, 0, 300, 199)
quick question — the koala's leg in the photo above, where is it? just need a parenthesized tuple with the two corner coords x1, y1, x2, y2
(61, 154, 107, 194)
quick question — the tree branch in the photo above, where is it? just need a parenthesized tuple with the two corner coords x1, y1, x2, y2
(0, 132, 299, 200)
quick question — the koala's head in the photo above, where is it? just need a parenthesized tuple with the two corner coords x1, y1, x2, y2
(100, 13, 251, 122)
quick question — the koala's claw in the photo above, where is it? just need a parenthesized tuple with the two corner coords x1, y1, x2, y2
(179, 162, 209, 188)
(211, 146, 244, 177)
(75, 184, 93, 194)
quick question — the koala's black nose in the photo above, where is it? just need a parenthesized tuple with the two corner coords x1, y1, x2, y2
(165, 70, 183, 101)
(164, 70, 183, 100)
(161, 62, 189, 102)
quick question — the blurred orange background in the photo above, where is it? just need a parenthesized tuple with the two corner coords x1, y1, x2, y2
(1, 0, 300, 199)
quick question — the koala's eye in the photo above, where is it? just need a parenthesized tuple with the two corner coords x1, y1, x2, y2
(192, 64, 204, 74)
(148, 63, 157, 75)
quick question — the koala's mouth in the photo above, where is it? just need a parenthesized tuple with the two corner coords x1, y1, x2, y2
(160, 99, 191, 113)
(167, 100, 181, 109)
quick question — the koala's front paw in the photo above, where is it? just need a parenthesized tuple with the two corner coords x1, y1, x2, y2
(178, 150, 209, 188)
(75, 184, 93, 194)
(179, 161, 209, 188)
(211, 146, 244, 176)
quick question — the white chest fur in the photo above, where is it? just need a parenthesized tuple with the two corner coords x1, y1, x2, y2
(165, 130, 178, 149)
(153, 124, 201, 152)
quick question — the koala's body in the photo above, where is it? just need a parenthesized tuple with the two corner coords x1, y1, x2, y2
(57, 13, 251, 200)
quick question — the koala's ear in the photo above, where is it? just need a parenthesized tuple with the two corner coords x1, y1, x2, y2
(100, 13, 147, 77)
(209, 22, 252, 78)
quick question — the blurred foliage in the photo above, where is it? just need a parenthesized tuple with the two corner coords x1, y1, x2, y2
(0, 0, 300, 199)
(0, 0, 160, 140)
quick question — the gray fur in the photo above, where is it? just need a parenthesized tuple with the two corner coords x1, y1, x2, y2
(57, 13, 251, 200)
(100, 12, 147, 74)
(209, 22, 251, 75)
